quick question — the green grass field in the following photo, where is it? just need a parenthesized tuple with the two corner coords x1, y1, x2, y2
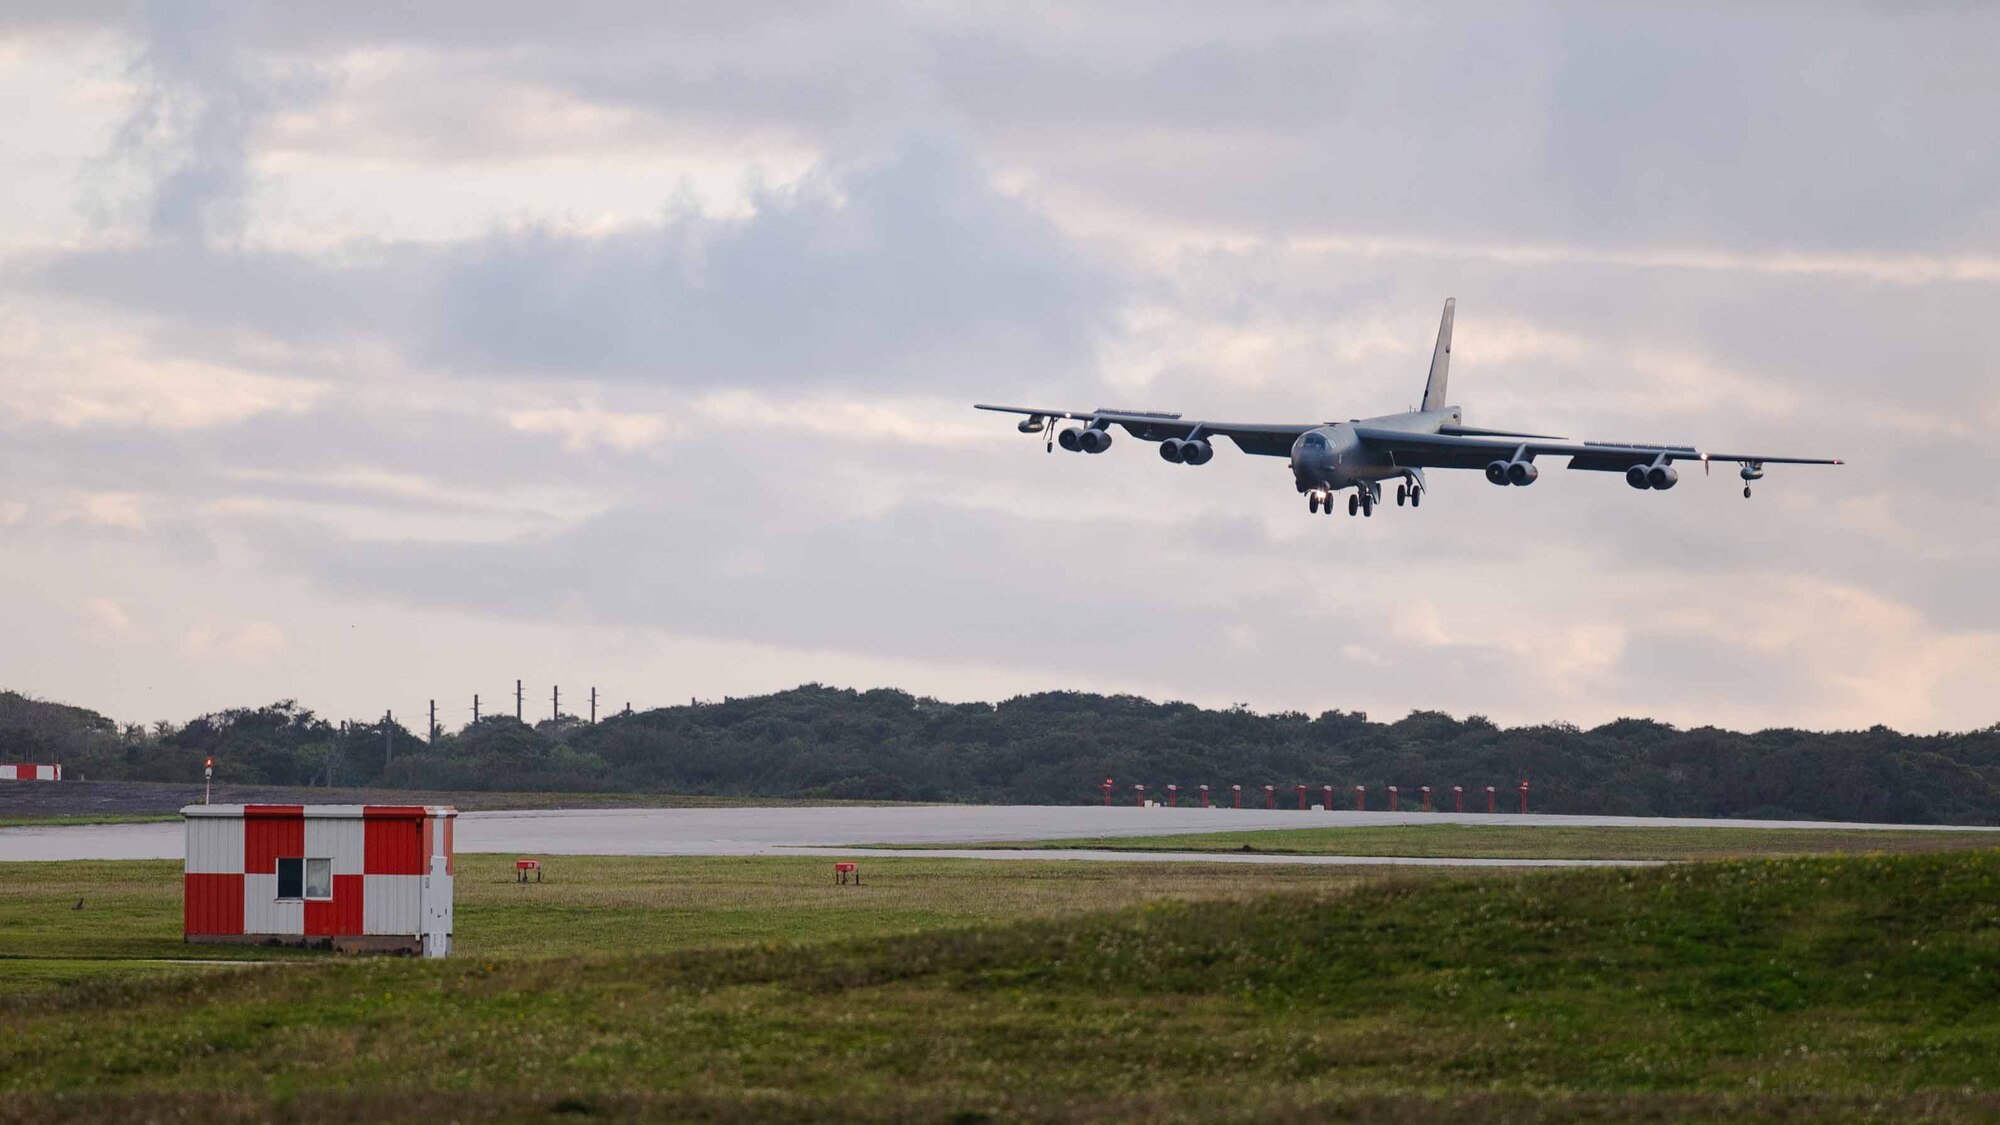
(0, 854, 1398, 990)
(879, 823, 2000, 860)
(3, 851, 1997, 1121)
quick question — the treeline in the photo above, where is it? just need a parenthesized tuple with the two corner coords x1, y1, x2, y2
(4, 686, 1998, 824)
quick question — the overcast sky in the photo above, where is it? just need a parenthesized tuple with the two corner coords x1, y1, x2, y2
(4, 2, 1997, 734)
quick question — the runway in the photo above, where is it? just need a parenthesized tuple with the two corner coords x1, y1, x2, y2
(2, 805, 1991, 866)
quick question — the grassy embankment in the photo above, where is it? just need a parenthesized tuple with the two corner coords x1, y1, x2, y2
(0, 852, 1997, 1120)
(882, 823, 2000, 860)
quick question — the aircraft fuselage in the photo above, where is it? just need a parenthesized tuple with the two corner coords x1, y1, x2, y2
(1291, 407, 1461, 492)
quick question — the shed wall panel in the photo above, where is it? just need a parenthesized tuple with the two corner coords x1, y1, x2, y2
(363, 874, 420, 934)
(243, 872, 305, 936)
(365, 818, 422, 875)
(184, 817, 244, 875)
(305, 817, 365, 876)
(305, 874, 365, 936)
(244, 810, 304, 875)
(184, 873, 243, 935)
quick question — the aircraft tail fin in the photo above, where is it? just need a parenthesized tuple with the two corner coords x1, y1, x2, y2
(1420, 298, 1454, 412)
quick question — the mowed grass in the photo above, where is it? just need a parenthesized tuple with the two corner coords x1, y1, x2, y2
(0, 852, 1996, 1121)
(899, 822, 2000, 860)
(0, 854, 1401, 989)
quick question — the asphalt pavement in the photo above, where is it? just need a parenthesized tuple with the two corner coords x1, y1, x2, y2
(2, 805, 1991, 865)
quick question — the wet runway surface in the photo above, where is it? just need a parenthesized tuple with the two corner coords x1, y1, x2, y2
(3, 805, 1991, 866)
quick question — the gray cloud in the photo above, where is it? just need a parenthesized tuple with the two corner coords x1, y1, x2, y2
(38, 138, 1121, 389)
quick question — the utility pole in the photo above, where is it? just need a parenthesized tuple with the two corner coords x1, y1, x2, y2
(552, 685, 560, 724)
(473, 694, 480, 724)
(383, 710, 393, 768)
(515, 679, 523, 722)
(590, 687, 597, 724)
(429, 699, 438, 744)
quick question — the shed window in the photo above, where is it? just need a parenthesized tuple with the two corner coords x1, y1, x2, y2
(276, 857, 334, 901)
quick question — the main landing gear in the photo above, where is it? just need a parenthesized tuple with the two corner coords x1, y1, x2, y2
(1396, 482, 1422, 508)
(1306, 486, 1381, 517)
(1304, 482, 1400, 516)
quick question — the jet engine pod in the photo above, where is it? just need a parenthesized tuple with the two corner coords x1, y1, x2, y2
(1159, 438, 1185, 463)
(1485, 460, 1511, 485)
(1626, 465, 1652, 490)
(1647, 465, 1679, 490)
(1057, 427, 1085, 452)
(1078, 428, 1113, 454)
(1507, 460, 1539, 486)
(1181, 439, 1213, 465)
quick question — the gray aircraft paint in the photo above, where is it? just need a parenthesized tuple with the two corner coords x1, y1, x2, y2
(976, 300, 1840, 516)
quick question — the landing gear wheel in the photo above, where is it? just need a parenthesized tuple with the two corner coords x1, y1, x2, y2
(1397, 484, 1407, 506)
(1743, 486, 1752, 499)
(1309, 493, 1320, 514)
(1411, 488, 1422, 508)
(1361, 494, 1374, 517)
(1348, 494, 1359, 516)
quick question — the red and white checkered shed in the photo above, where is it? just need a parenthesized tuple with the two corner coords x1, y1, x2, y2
(0, 764, 61, 781)
(182, 804, 455, 940)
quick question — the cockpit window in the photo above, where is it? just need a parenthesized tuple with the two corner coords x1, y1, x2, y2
(1302, 433, 1327, 448)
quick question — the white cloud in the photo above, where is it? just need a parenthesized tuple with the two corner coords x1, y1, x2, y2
(181, 619, 285, 664)
(506, 403, 674, 453)
(0, 306, 322, 431)
(77, 596, 133, 638)
(67, 491, 147, 529)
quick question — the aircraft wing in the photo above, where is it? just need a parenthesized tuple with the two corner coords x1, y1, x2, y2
(974, 404, 1314, 457)
(1350, 426, 1843, 473)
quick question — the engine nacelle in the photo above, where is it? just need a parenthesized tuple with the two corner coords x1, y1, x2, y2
(1079, 428, 1113, 454)
(1057, 427, 1085, 452)
(1626, 465, 1651, 490)
(1017, 417, 1045, 434)
(1507, 460, 1539, 486)
(1159, 438, 1185, 463)
(1181, 439, 1213, 465)
(1739, 463, 1764, 481)
(1647, 465, 1679, 490)
(1485, 460, 1511, 485)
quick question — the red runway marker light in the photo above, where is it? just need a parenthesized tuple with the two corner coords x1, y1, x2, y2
(1231, 784, 1242, 809)
(1353, 785, 1366, 811)
(1166, 784, 1180, 808)
(1262, 784, 1276, 810)
(1453, 785, 1464, 813)
(1295, 784, 1309, 810)
(1485, 785, 1497, 813)
(1388, 785, 1399, 812)
(1322, 785, 1334, 810)
(1199, 784, 1211, 808)
(1132, 783, 1147, 806)
(1100, 778, 1115, 806)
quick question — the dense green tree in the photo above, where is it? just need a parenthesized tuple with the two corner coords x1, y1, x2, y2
(2, 685, 1995, 823)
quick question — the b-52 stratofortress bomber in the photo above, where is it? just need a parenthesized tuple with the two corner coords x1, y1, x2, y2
(976, 300, 1841, 517)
